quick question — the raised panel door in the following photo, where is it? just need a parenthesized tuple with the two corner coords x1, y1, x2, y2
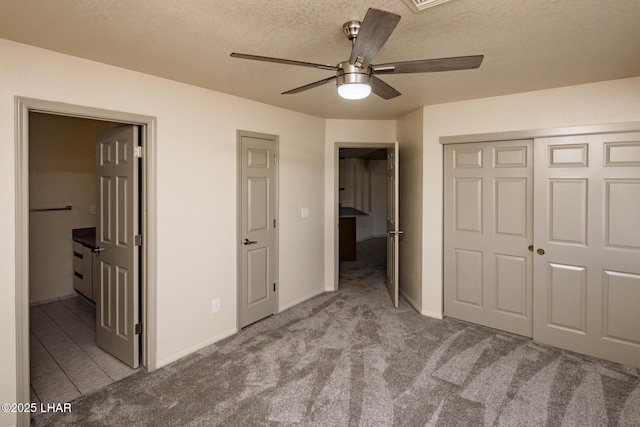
(95, 125, 139, 368)
(386, 142, 400, 307)
(240, 134, 277, 327)
(444, 140, 533, 337)
(533, 132, 640, 368)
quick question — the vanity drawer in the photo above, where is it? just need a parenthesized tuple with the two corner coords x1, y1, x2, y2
(72, 241, 94, 301)
(72, 241, 84, 255)
(73, 244, 84, 274)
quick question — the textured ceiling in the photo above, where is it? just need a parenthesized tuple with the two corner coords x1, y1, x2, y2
(1, 0, 639, 119)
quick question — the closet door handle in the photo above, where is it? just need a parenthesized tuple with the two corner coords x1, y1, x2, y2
(537, 248, 545, 255)
(243, 239, 257, 245)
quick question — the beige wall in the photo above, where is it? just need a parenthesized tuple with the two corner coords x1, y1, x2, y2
(396, 108, 424, 313)
(29, 113, 111, 304)
(0, 38, 325, 427)
(421, 77, 640, 318)
(323, 119, 396, 290)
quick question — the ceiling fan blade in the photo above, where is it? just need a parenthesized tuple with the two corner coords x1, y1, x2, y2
(349, 8, 401, 69)
(372, 55, 484, 74)
(230, 53, 340, 71)
(282, 76, 337, 94)
(371, 76, 401, 100)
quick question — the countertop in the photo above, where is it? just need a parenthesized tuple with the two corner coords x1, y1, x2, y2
(339, 207, 369, 218)
(72, 227, 97, 249)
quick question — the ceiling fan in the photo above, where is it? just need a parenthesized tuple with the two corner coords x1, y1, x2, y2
(230, 8, 483, 100)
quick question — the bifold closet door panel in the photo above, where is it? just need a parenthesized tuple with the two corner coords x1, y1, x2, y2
(533, 132, 640, 369)
(444, 140, 534, 337)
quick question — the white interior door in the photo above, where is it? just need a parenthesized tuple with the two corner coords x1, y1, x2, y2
(95, 125, 140, 368)
(444, 140, 534, 337)
(386, 141, 400, 307)
(533, 132, 640, 368)
(240, 134, 277, 327)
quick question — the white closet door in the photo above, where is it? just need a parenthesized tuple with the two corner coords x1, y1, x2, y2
(444, 140, 533, 337)
(533, 132, 640, 368)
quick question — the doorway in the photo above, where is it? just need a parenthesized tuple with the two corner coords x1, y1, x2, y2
(338, 147, 388, 267)
(15, 98, 157, 426)
(28, 113, 141, 404)
(336, 142, 400, 307)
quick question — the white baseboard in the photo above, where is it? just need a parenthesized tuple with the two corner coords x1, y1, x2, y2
(421, 309, 444, 320)
(279, 288, 326, 312)
(400, 288, 422, 313)
(156, 327, 238, 369)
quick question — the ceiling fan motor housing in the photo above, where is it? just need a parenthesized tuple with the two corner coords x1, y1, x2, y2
(336, 61, 371, 86)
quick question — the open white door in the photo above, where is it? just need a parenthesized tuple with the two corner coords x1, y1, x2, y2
(386, 142, 400, 307)
(95, 125, 140, 368)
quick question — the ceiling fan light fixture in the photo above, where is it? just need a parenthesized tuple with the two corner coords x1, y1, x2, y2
(338, 82, 372, 99)
(336, 62, 371, 100)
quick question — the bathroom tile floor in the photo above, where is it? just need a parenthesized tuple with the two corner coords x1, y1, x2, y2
(30, 296, 139, 404)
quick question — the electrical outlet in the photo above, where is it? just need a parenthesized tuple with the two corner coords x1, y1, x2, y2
(212, 298, 220, 313)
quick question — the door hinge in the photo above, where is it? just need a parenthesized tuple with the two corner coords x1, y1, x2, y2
(135, 322, 143, 335)
(273, 219, 276, 228)
(273, 283, 276, 292)
(135, 234, 143, 246)
(273, 154, 277, 165)
(134, 146, 143, 158)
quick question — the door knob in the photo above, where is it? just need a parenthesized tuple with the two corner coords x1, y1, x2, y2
(537, 248, 545, 255)
(92, 247, 104, 254)
(389, 230, 404, 235)
(243, 239, 257, 245)
(528, 245, 533, 252)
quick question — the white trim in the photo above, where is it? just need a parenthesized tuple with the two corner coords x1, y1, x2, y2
(401, 0, 455, 13)
(279, 289, 326, 312)
(14, 97, 158, 427)
(400, 288, 422, 313)
(440, 121, 640, 145)
(421, 309, 444, 320)
(156, 328, 238, 368)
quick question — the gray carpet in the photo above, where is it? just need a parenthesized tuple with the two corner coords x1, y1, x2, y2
(33, 265, 640, 426)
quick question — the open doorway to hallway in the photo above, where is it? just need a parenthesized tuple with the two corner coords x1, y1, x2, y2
(338, 147, 388, 274)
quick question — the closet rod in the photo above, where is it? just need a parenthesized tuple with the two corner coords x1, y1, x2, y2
(29, 205, 72, 213)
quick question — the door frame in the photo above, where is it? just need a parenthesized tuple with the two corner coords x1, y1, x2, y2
(236, 130, 279, 329)
(331, 141, 396, 291)
(15, 97, 157, 426)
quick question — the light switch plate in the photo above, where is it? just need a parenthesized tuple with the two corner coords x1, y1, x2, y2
(301, 207, 309, 218)
(212, 298, 220, 313)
